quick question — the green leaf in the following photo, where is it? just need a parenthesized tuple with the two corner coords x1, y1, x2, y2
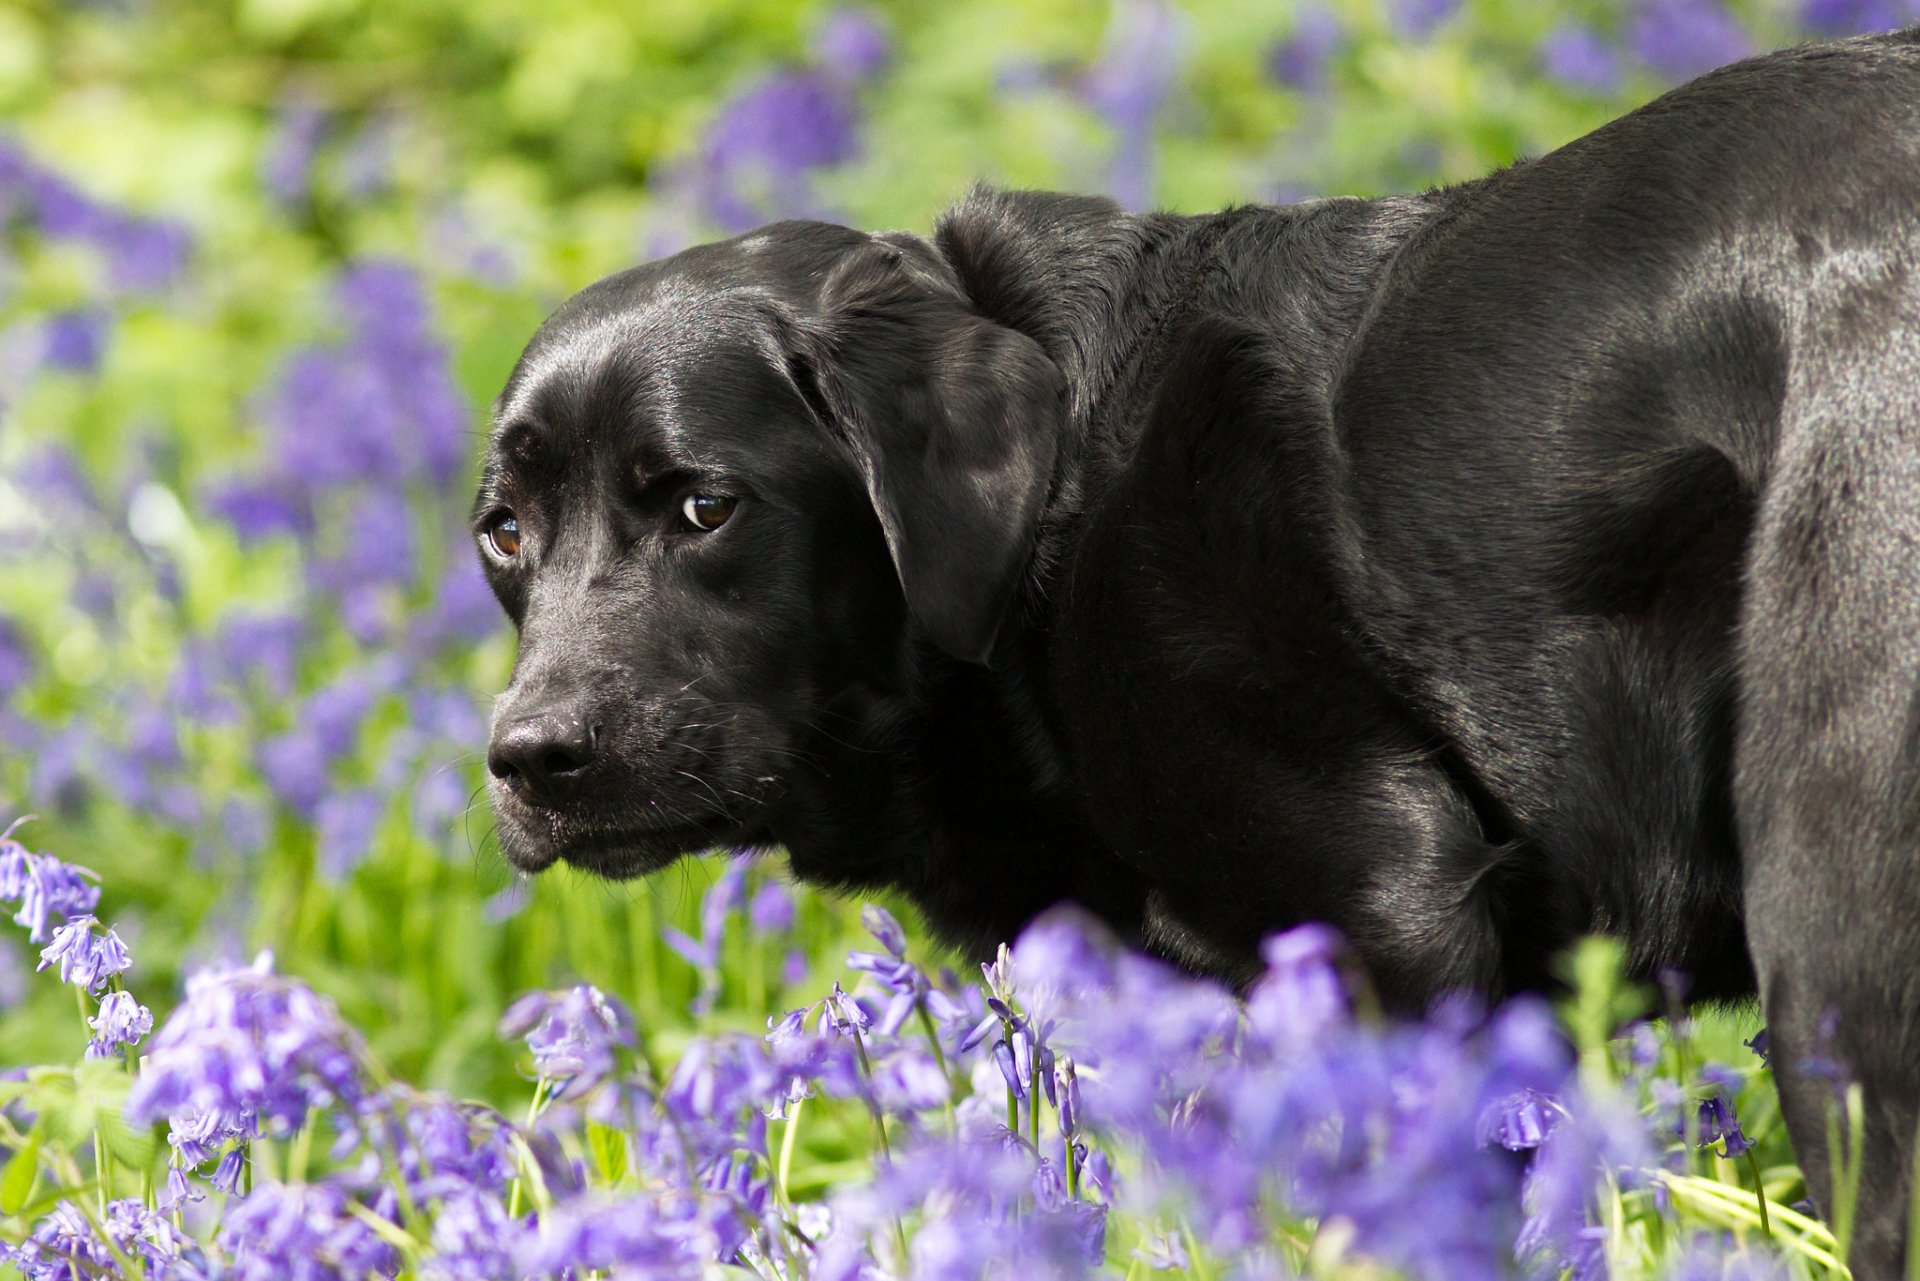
(0, 1130, 41, 1214)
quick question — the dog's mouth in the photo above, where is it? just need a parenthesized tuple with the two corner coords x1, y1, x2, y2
(489, 782, 774, 880)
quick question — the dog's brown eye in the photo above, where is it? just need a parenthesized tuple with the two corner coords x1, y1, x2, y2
(484, 512, 521, 558)
(681, 494, 737, 532)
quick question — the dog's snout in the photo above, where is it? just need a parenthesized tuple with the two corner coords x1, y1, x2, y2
(488, 710, 602, 806)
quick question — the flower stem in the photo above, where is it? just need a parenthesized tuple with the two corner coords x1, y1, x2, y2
(508, 1076, 552, 1219)
(1741, 1147, 1771, 1236)
(776, 1094, 805, 1210)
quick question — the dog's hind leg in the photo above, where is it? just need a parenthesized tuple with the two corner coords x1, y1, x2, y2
(1737, 336, 1920, 1277)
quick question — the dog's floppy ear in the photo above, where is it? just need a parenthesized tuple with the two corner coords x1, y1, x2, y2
(784, 234, 1065, 664)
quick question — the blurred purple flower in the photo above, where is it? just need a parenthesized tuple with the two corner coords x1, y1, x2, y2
(1078, 0, 1182, 210)
(126, 952, 374, 1160)
(11, 1199, 209, 1281)
(1800, 0, 1915, 32)
(0, 616, 32, 697)
(1540, 25, 1622, 93)
(258, 729, 330, 817)
(1392, 0, 1459, 38)
(749, 880, 796, 933)
(1630, 0, 1751, 80)
(262, 99, 331, 206)
(203, 476, 311, 543)
(216, 610, 306, 698)
(814, 7, 893, 83)
(218, 1181, 400, 1281)
(696, 70, 859, 231)
(1267, 7, 1342, 91)
(41, 309, 107, 373)
(315, 787, 384, 880)
(411, 555, 502, 652)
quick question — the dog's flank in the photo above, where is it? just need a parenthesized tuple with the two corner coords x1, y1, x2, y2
(478, 28, 1920, 1276)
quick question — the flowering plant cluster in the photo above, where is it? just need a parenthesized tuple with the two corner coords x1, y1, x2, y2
(0, 823, 1862, 1280)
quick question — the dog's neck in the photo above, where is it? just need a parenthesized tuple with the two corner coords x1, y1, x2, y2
(788, 190, 1449, 959)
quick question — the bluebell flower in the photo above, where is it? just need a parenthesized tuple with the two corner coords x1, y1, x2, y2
(696, 70, 859, 231)
(3, 844, 102, 943)
(216, 610, 306, 698)
(813, 6, 893, 83)
(315, 788, 385, 880)
(1540, 25, 1622, 94)
(1799, 0, 1913, 33)
(748, 880, 796, 933)
(1392, 0, 1459, 39)
(1077, 0, 1182, 210)
(203, 476, 312, 543)
(257, 729, 331, 817)
(498, 984, 635, 1096)
(0, 616, 32, 697)
(261, 98, 330, 206)
(1630, 0, 1750, 80)
(41, 309, 108, 373)
(12, 1199, 210, 1281)
(127, 952, 374, 1159)
(424, 1185, 524, 1279)
(218, 1180, 400, 1281)
(1267, 7, 1341, 91)
(87, 988, 152, 1058)
(37, 915, 132, 991)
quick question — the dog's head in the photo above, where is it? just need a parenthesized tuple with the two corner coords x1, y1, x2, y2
(475, 220, 1066, 878)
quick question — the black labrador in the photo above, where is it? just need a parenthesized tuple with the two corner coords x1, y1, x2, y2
(476, 29, 1920, 1270)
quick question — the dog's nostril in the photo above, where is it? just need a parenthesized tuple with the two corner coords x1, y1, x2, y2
(489, 709, 601, 804)
(540, 747, 590, 776)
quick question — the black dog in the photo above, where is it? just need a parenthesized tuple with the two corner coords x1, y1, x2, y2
(477, 29, 1920, 1270)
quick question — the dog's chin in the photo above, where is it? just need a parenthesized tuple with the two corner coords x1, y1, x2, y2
(490, 790, 769, 881)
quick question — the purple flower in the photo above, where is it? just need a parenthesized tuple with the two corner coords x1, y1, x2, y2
(315, 788, 384, 880)
(37, 915, 132, 991)
(262, 99, 331, 206)
(1540, 25, 1622, 94)
(12, 1199, 209, 1281)
(1478, 1087, 1559, 1150)
(1078, 0, 1182, 209)
(87, 989, 153, 1058)
(1392, 0, 1459, 38)
(258, 730, 331, 817)
(218, 1181, 400, 1281)
(4, 846, 102, 943)
(0, 616, 32, 697)
(1630, 0, 1751, 81)
(1267, 8, 1342, 91)
(42, 309, 108, 373)
(410, 556, 502, 652)
(1691, 1091, 1755, 1157)
(203, 477, 312, 543)
(1245, 922, 1349, 1056)
(813, 7, 893, 83)
(498, 984, 635, 1096)
(216, 610, 306, 697)
(390, 1095, 517, 1201)
(426, 1186, 525, 1277)
(126, 953, 373, 1161)
(749, 880, 796, 933)
(696, 70, 860, 231)
(1799, 0, 1914, 33)
(1744, 1027, 1770, 1066)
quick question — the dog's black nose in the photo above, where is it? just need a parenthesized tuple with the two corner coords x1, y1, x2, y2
(488, 712, 600, 806)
